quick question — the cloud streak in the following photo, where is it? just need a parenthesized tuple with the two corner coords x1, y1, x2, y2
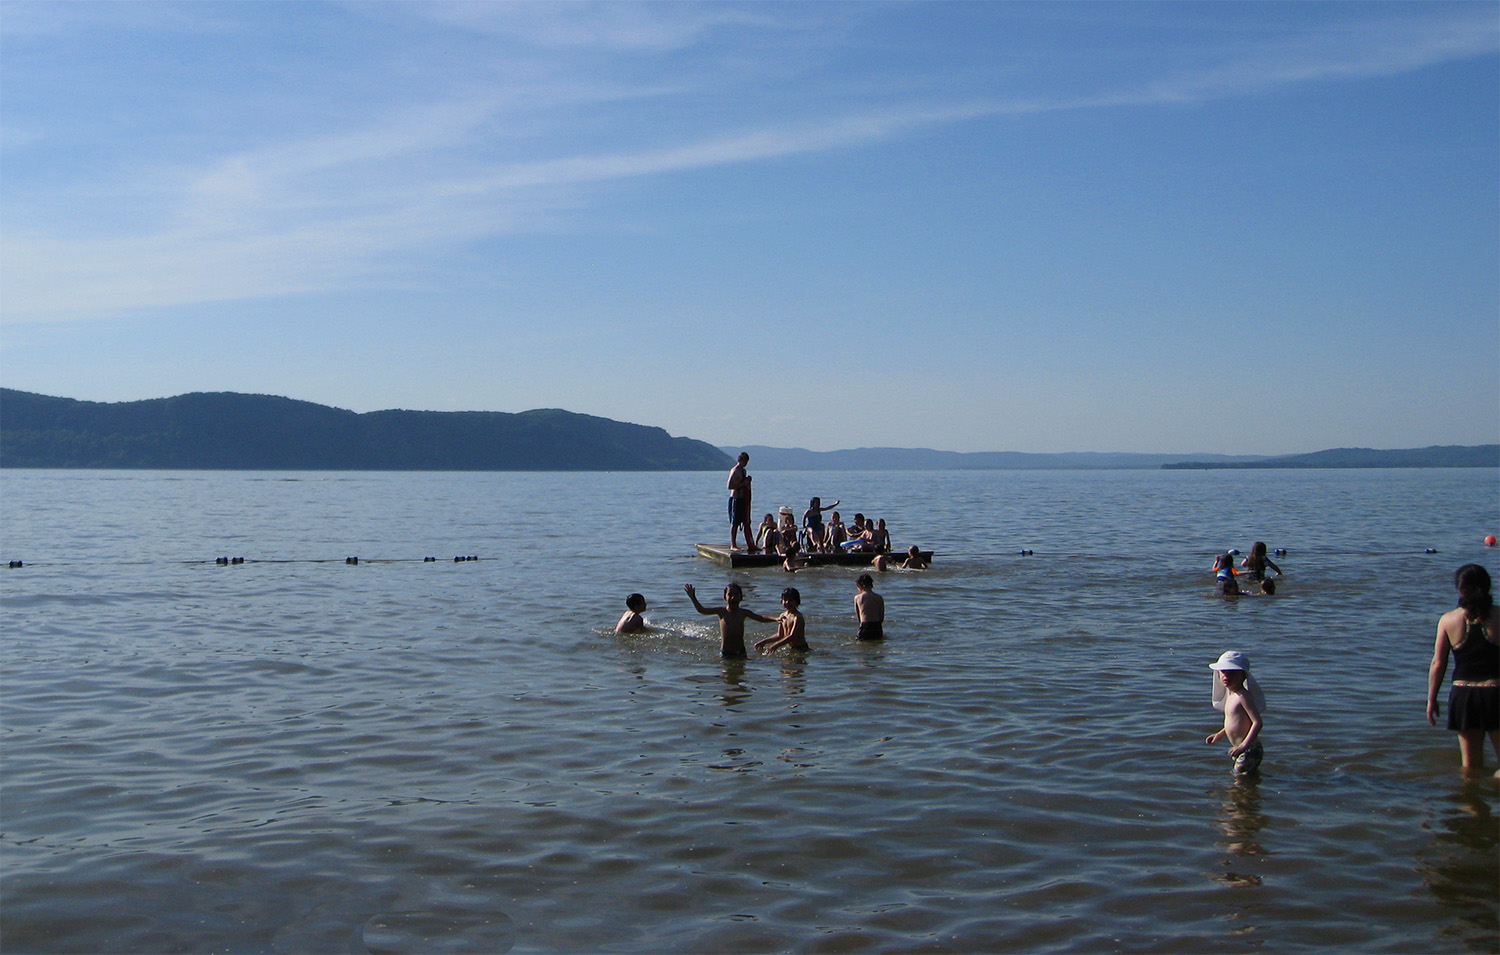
(2, 4, 1493, 323)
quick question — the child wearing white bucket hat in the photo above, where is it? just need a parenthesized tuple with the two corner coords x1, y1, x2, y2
(1206, 651, 1266, 775)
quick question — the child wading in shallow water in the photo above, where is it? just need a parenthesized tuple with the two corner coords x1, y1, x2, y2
(756, 588, 809, 655)
(854, 574, 885, 641)
(1205, 651, 1266, 775)
(684, 582, 774, 659)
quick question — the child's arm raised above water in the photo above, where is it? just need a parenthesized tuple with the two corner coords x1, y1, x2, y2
(683, 584, 723, 617)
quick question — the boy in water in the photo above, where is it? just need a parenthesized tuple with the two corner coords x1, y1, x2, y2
(1205, 651, 1265, 775)
(684, 582, 775, 659)
(614, 593, 650, 634)
(756, 588, 809, 654)
(854, 573, 885, 640)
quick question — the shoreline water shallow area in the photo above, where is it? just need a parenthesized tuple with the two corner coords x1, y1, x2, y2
(2, 467, 1497, 953)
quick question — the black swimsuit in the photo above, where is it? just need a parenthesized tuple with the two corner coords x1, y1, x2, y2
(1448, 616, 1499, 732)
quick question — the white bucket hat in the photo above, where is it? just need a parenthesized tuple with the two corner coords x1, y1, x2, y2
(1209, 650, 1266, 712)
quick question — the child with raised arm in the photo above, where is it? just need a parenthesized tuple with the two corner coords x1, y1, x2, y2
(615, 593, 650, 634)
(802, 497, 839, 552)
(756, 588, 810, 655)
(1205, 651, 1266, 775)
(854, 573, 885, 641)
(684, 582, 775, 659)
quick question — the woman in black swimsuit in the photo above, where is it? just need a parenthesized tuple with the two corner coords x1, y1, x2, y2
(1427, 564, 1500, 776)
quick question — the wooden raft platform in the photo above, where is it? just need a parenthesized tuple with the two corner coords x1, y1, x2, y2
(696, 543, 934, 569)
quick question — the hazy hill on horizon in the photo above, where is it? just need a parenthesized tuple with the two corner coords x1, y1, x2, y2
(729, 444, 1498, 470)
(0, 389, 731, 471)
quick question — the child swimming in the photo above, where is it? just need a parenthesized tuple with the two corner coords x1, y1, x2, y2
(1205, 650, 1266, 775)
(1213, 553, 1241, 596)
(614, 593, 649, 634)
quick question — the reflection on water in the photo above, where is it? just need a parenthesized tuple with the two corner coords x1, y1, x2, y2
(1, 467, 1497, 953)
(1418, 782, 1500, 952)
(1211, 778, 1269, 887)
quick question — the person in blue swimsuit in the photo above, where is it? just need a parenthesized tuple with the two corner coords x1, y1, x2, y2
(1213, 553, 1241, 596)
(801, 496, 839, 552)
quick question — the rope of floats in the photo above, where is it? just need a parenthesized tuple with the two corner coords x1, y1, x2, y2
(5, 555, 485, 568)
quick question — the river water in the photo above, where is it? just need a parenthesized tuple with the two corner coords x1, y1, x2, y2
(2, 467, 1497, 953)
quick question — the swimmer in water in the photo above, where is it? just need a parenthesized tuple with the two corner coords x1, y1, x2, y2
(1213, 553, 1241, 596)
(755, 588, 809, 654)
(614, 593, 650, 634)
(684, 582, 775, 659)
(1240, 542, 1283, 582)
(854, 573, 885, 640)
(901, 545, 928, 570)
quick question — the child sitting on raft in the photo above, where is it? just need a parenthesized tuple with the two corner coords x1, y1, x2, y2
(755, 514, 779, 554)
(802, 497, 839, 552)
(824, 512, 848, 552)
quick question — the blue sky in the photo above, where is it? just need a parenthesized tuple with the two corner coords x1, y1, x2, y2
(2, 1, 1496, 454)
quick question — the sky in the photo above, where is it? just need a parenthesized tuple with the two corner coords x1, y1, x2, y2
(1, 1, 1496, 455)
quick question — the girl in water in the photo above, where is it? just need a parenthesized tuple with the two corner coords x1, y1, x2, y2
(1239, 542, 1283, 582)
(1427, 564, 1500, 775)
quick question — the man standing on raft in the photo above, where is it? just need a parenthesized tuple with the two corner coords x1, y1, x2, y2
(728, 452, 754, 552)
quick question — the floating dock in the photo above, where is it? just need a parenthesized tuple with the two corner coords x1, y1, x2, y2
(695, 543, 933, 569)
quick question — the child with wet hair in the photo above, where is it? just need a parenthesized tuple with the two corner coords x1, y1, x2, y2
(684, 582, 775, 659)
(614, 593, 649, 634)
(756, 588, 809, 654)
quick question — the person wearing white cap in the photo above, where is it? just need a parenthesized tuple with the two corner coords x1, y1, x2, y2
(1206, 651, 1266, 775)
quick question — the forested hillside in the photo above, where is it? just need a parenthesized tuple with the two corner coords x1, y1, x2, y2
(0, 390, 731, 471)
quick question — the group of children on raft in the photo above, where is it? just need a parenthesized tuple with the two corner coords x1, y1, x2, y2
(752, 499, 901, 559)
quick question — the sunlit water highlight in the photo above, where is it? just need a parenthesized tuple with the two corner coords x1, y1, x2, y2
(2, 468, 1496, 953)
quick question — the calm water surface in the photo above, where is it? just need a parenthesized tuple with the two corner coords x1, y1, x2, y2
(2, 468, 1497, 953)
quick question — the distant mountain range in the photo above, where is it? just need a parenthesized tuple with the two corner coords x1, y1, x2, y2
(0, 390, 731, 470)
(3, 389, 1491, 472)
(728, 444, 1498, 470)
(1160, 445, 1498, 470)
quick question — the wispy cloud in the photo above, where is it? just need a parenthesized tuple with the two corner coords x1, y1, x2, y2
(2, 4, 1493, 323)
